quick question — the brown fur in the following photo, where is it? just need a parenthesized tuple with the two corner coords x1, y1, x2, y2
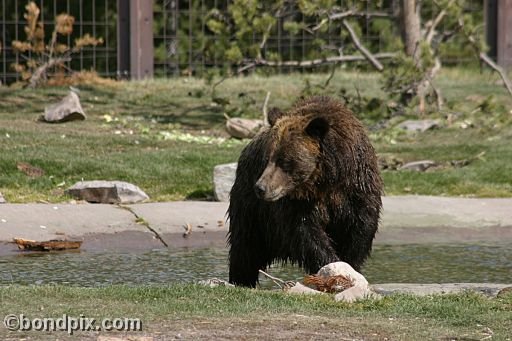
(228, 96, 383, 287)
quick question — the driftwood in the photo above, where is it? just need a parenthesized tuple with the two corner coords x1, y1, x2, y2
(13, 238, 82, 251)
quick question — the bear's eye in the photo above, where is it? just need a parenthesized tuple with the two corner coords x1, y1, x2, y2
(278, 158, 295, 171)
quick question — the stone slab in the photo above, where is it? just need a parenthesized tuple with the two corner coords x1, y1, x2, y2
(371, 283, 512, 297)
(0, 196, 511, 250)
(0, 203, 150, 241)
(380, 196, 512, 229)
(127, 202, 228, 247)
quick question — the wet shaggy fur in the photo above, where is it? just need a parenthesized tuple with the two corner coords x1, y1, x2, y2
(228, 96, 383, 287)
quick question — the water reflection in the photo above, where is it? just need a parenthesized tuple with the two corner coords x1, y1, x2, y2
(0, 244, 511, 287)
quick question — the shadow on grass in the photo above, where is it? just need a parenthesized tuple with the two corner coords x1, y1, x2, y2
(185, 189, 215, 201)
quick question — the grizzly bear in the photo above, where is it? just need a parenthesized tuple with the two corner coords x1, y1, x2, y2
(228, 96, 383, 287)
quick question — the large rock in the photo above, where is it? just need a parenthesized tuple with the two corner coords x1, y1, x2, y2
(0, 192, 5, 204)
(317, 262, 374, 303)
(225, 118, 263, 139)
(397, 119, 440, 132)
(66, 181, 149, 204)
(213, 163, 237, 202)
(371, 283, 511, 298)
(41, 91, 86, 123)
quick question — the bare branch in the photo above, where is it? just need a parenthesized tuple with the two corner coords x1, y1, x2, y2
(331, 10, 390, 20)
(237, 53, 396, 73)
(262, 91, 271, 126)
(479, 53, 512, 97)
(323, 64, 337, 88)
(258, 270, 286, 289)
(311, 10, 391, 31)
(341, 19, 384, 71)
(457, 17, 512, 97)
(28, 57, 71, 88)
(425, 0, 454, 44)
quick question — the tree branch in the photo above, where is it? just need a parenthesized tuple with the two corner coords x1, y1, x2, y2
(311, 10, 391, 31)
(425, 0, 454, 44)
(237, 53, 396, 73)
(458, 17, 512, 97)
(341, 19, 384, 71)
(28, 57, 71, 88)
(479, 53, 512, 97)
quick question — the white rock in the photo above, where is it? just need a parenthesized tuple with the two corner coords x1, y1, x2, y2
(287, 282, 325, 295)
(66, 180, 149, 204)
(42, 91, 86, 123)
(225, 118, 263, 139)
(317, 262, 369, 288)
(0, 192, 5, 204)
(213, 163, 237, 202)
(317, 262, 373, 303)
(334, 285, 370, 303)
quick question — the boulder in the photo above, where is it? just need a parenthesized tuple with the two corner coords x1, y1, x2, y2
(66, 180, 149, 204)
(317, 262, 369, 288)
(225, 118, 263, 139)
(317, 262, 374, 303)
(213, 163, 237, 202)
(397, 119, 440, 132)
(0, 192, 5, 203)
(41, 91, 86, 123)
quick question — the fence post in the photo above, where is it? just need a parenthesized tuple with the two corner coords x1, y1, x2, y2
(497, 0, 512, 70)
(117, 0, 130, 78)
(117, 0, 154, 79)
(484, 0, 497, 61)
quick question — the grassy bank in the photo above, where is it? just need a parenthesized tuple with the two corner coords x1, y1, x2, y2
(0, 68, 511, 202)
(0, 285, 510, 340)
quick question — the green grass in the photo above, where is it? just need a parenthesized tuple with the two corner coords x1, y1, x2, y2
(0, 285, 510, 340)
(1, 68, 511, 202)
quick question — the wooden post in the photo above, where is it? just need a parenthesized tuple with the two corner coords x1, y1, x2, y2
(117, 0, 130, 78)
(117, 0, 154, 79)
(484, 0, 497, 61)
(129, 0, 154, 79)
(497, 0, 512, 70)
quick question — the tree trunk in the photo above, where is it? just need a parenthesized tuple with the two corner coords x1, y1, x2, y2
(400, 0, 422, 62)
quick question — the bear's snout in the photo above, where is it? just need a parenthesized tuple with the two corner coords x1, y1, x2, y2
(255, 163, 289, 201)
(254, 182, 266, 199)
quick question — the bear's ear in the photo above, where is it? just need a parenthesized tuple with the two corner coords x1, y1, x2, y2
(305, 117, 329, 140)
(267, 107, 284, 126)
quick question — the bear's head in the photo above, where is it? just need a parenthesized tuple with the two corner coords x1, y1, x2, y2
(255, 109, 330, 201)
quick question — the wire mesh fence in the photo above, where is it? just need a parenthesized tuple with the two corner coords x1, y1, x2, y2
(0, 0, 484, 84)
(0, 0, 116, 85)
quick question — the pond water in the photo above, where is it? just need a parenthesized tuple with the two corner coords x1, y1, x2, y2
(0, 244, 511, 287)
